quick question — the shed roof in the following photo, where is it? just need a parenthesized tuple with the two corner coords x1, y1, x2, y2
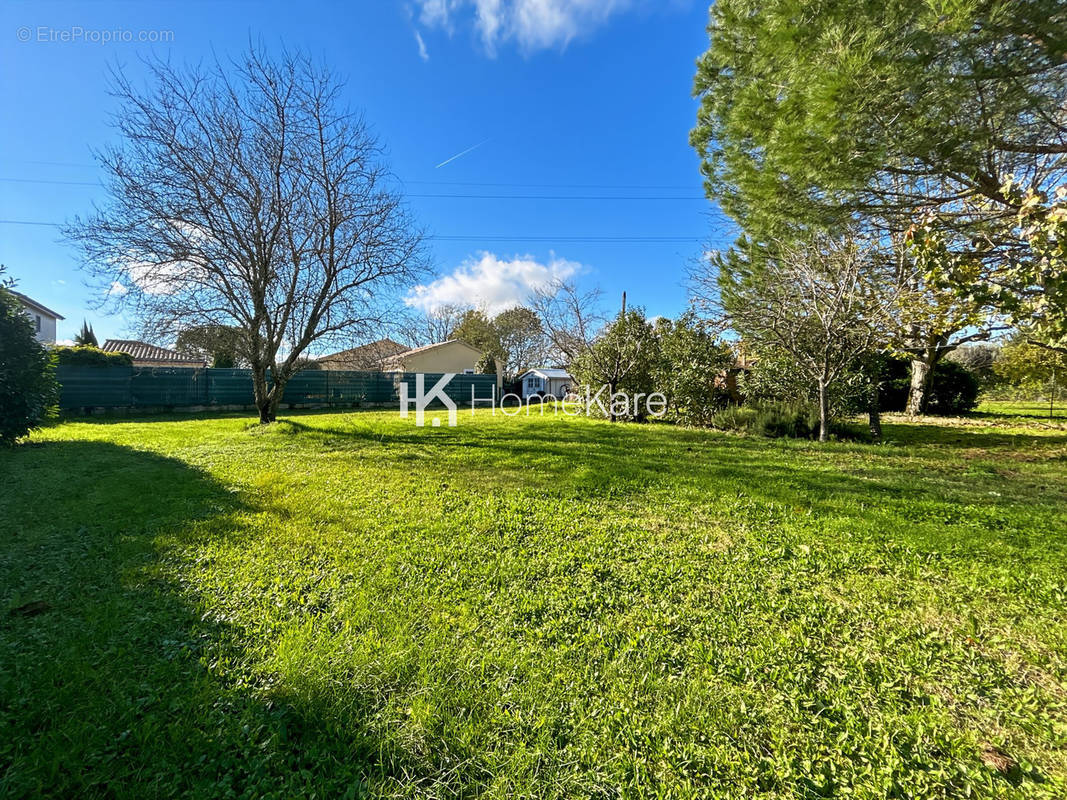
(520, 367, 573, 380)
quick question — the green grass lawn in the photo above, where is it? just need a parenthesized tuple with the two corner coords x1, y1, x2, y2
(977, 399, 1067, 421)
(2, 408, 1066, 798)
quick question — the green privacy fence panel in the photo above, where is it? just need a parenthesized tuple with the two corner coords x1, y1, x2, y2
(395, 373, 499, 408)
(207, 369, 257, 406)
(56, 365, 134, 408)
(131, 367, 209, 407)
(56, 365, 496, 411)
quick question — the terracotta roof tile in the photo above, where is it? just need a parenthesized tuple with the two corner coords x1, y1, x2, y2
(101, 339, 205, 365)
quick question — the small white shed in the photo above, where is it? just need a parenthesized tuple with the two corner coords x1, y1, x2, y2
(517, 368, 574, 399)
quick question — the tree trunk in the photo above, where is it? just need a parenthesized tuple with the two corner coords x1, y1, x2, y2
(906, 353, 935, 416)
(866, 358, 882, 442)
(817, 379, 830, 442)
(252, 364, 286, 424)
(256, 386, 277, 424)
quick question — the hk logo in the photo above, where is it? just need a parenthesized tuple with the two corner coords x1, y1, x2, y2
(399, 373, 457, 427)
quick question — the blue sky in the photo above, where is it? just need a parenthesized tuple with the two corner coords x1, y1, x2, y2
(0, 0, 731, 346)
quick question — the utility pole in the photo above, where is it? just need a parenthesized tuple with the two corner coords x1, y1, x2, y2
(621, 291, 627, 317)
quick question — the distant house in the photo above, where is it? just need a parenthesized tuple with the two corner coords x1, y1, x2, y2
(101, 339, 207, 368)
(11, 291, 64, 344)
(382, 340, 483, 374)
(517, 368, 574, 399)
(316, 338, 409, 371)
(317, 338, 486, 377)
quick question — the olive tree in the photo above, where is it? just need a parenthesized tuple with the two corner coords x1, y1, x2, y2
(707, 235, 897, 441)
(571, 307, 660, 422)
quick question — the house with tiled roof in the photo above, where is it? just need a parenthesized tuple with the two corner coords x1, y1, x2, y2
(380, 339, 483, 374)
(101, 339, 206, 368)
(317, 338, 485, 376)
(315, 338, 409, 371)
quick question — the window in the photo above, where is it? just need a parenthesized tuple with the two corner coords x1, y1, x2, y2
(35, 315, 41, 333)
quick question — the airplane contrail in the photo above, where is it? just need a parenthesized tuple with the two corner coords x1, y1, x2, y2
(435, 138, 491, 169)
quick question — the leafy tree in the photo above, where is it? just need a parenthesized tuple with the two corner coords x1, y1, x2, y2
(475, 351, 497, 376)
(691, 0, 1064, 411)
(654, 313, 734, 426)
(452, 309, 502, 363)
(994, 335, 1067, 397)
(945, 343, 999, 388)
(0, 269, 58, 444)
(911, 183, 1067, 361)
(176, 324, 247, 368)
(493, 307, 547, 379)
(692, 0, 1067, 240)
(65, 47, 425, 423)
(571, 308, 660, 422)
(451, 306, 546, 381)
(73, 319, 98, 347)
(881, 358, 982, 415)
(891, 242, 1005, 414)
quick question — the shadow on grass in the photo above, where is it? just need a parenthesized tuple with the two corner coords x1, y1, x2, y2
(0, 440, 414, 798)
(880, 421, 1067, 450)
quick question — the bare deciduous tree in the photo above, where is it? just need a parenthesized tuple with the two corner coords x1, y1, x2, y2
(530, 279, 606, 365)
(65, 47, 425, 422)
(398, 303, 470, 348)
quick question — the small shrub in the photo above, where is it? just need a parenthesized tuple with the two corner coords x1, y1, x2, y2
(54, 346, 133, 367)
(0, 282, 59, 444)
(926, 360, 980, 415)
(712, 401, 820, 439)
(709, 405, 757, 432)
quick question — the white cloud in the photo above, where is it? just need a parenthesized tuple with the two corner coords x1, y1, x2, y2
(107, 280, 128, 297)
(406, 251, 580, 315)
(414, 30, 430, 61)
(414, 0, 633, 54)
(418, 0, 461, 29)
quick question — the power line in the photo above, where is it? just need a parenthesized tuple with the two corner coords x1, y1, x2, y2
(433, 235, 699, 242)
(4, 161, 702, 191)
(408, 192, 704, 201)
(400, 179, 699, 190)
(0, 218, 705, 243)
(0, 177, 706, 201)
(0, 177, 101, 187)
